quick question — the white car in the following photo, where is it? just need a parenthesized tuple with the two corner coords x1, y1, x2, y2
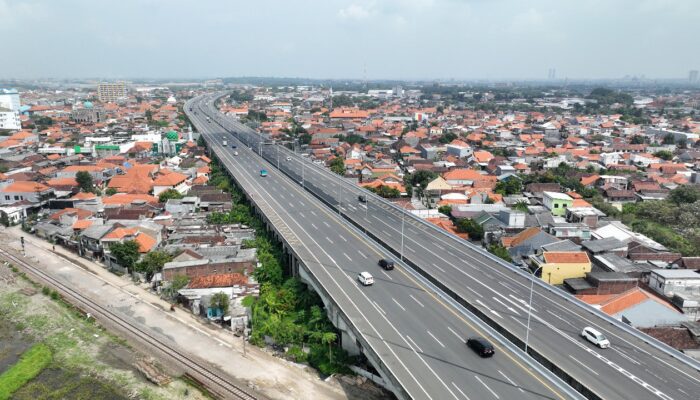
(286, 156, 292, 161)
(357, 272, 374, 286)
(581, 326, 610, 348)
(234, 151, 239, 156)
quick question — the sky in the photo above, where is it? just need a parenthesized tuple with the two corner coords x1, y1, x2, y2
(1, 0, 699, 81)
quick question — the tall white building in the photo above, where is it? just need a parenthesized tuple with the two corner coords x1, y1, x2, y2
(0, 109, 21, 131)
(0, 89, 21, 111)
(97, 82, 127, 103)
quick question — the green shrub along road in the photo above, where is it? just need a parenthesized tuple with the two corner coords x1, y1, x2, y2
(206, 160, 353, 375)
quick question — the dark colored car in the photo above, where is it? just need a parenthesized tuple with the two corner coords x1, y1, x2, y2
(358, 195, 367, 203)
(378, 259, 395, 270)
(466, 337, 495, 358)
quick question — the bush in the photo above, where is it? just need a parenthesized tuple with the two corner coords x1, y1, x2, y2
(456, 218, 484, 241)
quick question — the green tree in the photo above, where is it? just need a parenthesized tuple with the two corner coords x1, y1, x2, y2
(109, 240, 141, 271)
(329, 157, 345, 175)
(494, 177, 523, 196)
(438, 205, 452, 216)
(75, 171, 94, 192)
(105, 187, 117, 196)
(211, 292, 230, 324)
(322, 332, 337, 365)
(158, 188, 184, 203)
(654, 150, 674, 161)
(456, 218, 484, 241)
(513, 200, 530, 212)
(662, 134, 675, 145)
(168, 274, 189, 299)
(438, 132, 458, 144)
(669, 185, 700, 205)
(134, 250, 172, 280)
(488, 244, 513, 262)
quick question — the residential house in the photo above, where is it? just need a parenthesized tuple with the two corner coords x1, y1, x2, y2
(530, 251, 592, 285)
(0, 181, 54, 206)
(542, 191, 573, 216)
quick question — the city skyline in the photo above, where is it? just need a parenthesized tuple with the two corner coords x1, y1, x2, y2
(1, 0, 699, 80)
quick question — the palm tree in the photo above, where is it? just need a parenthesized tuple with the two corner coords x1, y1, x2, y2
(321, 332, 337, 364)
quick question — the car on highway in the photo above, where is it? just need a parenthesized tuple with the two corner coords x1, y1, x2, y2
(378, 259, 395, 270)
(581, 326, 610, 348)
(260, 169, 268, 177)
(357, 272, 374, 286)
(232, 144, 237, 149)
(234, 151, 239, 156)
(223, 140, 228, 146)
(358, 194, 367, 203)
(286, 156, 292, 161)
(466, 337, 495, 358)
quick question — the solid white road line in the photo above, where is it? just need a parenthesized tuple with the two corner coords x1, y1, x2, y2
(427, 330, 445, 348)
(373, 301, 386, 315)
(452, 382, 471, 400)
(406, 335, 423, 353)
(476, 299, 502, 318)
(465, 286, 484, 298)
(474, 376, 500, 399)
(569, 355, 599, 376)
(392, 297, 406, 311)
(498, 370, 524, 393)
(492, 296, 520, 315)
(381, 270, 393, 281)
(447, 326, 465, 342)
(653, 355, 700, 384)
(409, 294, 425, 308)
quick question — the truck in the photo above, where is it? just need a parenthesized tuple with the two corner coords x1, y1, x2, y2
(223, 140, 228, 147)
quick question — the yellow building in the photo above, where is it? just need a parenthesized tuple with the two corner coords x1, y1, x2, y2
(529, 251, 591, 285)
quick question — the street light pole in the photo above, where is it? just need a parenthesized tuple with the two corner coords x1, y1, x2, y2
(525, 265, 543, 354)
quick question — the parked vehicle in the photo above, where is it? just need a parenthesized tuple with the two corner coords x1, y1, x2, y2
(223, 140, 228, 147)
(358, 272, 374, 286)
(581, 327, 610, 348)
(260, 169, 268, 177)
(358, 194, 367, 203)
(466, 337, 495, 358)
(378, 259, 395, 270)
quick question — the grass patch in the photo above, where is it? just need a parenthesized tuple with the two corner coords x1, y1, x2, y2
(0, 343, 52, 400)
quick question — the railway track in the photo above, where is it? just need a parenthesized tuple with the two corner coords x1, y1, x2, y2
(0, 246, 258, 400)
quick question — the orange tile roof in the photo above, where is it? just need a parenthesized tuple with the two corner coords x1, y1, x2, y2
(1, 181, 51, 193)
(102, 193, 158, 205)
(153, 172, 187, 186)
(70, 192, 96, 200)
(50, 208, 93, 221)
(72, 220, 94, 230)
(502, 227, 542, 248)
(187, 273, 249, 289)
(62, 165, 105, 173)
(543, 251, 590, 264)
(46, 178, 78, 187)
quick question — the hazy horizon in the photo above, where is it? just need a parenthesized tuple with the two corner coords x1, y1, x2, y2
(1, 0, 699, 81)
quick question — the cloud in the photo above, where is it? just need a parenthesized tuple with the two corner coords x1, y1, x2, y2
(338, 3, 374, 20)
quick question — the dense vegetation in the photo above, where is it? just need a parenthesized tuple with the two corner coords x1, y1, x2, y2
(620, 186, 700, 256)
(205, 160, 352, 375)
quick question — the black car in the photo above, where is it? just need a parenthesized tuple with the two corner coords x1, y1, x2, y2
(378, 259, 394, 270)
(358, 195, 367, 203)
(466, 337, 495, 358)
